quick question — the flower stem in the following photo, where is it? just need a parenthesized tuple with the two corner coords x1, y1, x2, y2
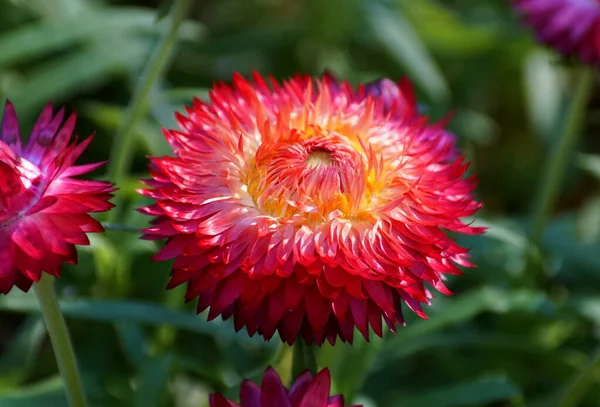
(291, 340, 317, 380)
(34, 274, 87, 407)
(107, 0, 190, 222)
(559, 348, 600, 407)
(530, 67, 595, 246)
(100, 222, 140, 233)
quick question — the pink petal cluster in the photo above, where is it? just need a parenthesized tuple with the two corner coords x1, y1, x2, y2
(210, 367, 359, 407)
(514, 0, 600, 65)
(139, 73, 483, 345)
(0, 101, 114, 294)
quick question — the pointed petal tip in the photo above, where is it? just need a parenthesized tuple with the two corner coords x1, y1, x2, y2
(208, 392, 235, 407)
(321, 69, 338, 80)
(294, 369, 314, 382)
(262, 365, 280, 379)
(81, 132, 95, 143)
(316, 367, 331, 378)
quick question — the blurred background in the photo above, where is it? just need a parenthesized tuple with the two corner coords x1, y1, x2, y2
(1, 0, 600, 406)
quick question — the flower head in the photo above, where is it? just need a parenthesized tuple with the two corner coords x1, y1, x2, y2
(139, 73, 483, 345)
(514, 0, 600, 65)
(0, 101, 114, 294)
(209, 367, 359, 407)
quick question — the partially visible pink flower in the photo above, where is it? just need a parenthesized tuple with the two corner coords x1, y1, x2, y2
(0, 101, 115, 294)
(514, 0, 600, 65)
(210, 367, 359, 407)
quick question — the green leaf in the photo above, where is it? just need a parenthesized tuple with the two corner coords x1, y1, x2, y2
(399, 0, 500, 56)
(391, 375, 521, 407)
(471, 217, 542, 275)
(575, 196, 600, 243)
(133, 354, 174, 407)
(378, 287, 549, 369)
(577, 153, 600, 181)
(570, 297, 600, 327)
(381, 332, 550, 361)
(451, 109, 499, 145)
(81, 102, 171, 160)
(362, 0, 449, 102)
(157, 88, 210, 104)
(0, 292, 273, 346)
(0, 8, 156, 67)
(524, 50, 566, 140)
(323, 337, 384, 403)
(473, 218, 533, 253)
(115, 323, 148, 370)
(155, 0, 175, 22)
(0, 6, 202, 68)
(543, 215, 600, 271)
(13, 0, 93, 20)
(193, 25, 302, 55)
(0, 317, 45, 391)
(170, 375, 211, 407)
(0, 376, 67, 407)
(86, 234, 133, 298)
(456, 217, 543, 280)
(7, 40, 149, 115)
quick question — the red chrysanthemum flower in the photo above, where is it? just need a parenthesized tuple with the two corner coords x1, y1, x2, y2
(139, 73, 483, 345)
(514, 0, 600, 65)
(0, 101, 115, 294)
(210, 367, 359, 407)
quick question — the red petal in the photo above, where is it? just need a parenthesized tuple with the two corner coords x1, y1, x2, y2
(260, 367, 291, 407)
(209, 393, 238, 407)
(288, 371, 313, 406)
(10, 218, 46, 260)
(1, 100, 21, 152)
(299, 369, 331, 407)
(239, 380, 262, 407)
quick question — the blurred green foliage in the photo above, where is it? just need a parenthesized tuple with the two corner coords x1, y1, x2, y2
(0, 0, 600, 406)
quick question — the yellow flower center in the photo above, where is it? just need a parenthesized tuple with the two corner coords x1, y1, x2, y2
(305, 149, 333, 169)
(243, 123, 381, 224)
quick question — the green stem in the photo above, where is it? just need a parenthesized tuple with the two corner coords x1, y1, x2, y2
(34, 274, 87, 407)
(559, 348, 600, 407)
(530, 67, 595, 245)
(291, 340, 318, 380)
(107, 0, 190, 222)
(100, 222, 140, 233)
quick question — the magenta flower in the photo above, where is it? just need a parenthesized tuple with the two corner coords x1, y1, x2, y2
(209, 367, 360, 407)
(0, 101, 115, 294)
(514, 0, 600, 65)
